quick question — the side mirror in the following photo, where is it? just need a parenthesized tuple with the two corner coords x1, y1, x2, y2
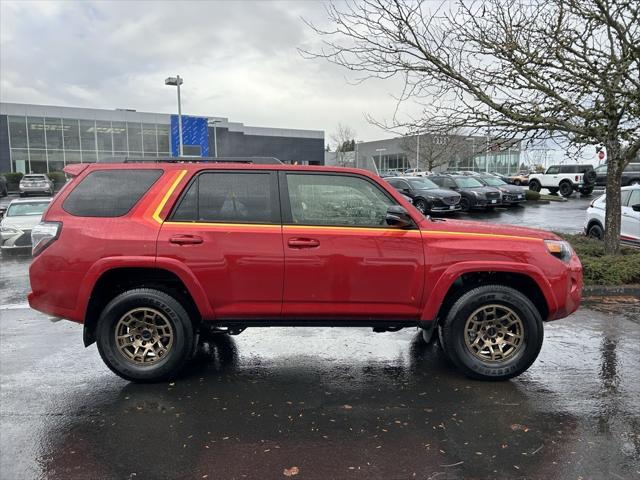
(401, 188, 411, 194)
(386, 205, 414, 228)
(632, 204, 640, 212)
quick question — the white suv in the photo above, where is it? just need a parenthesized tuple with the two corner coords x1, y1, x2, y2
(584, 185, 640, 246)
(528, 164, 597, 197)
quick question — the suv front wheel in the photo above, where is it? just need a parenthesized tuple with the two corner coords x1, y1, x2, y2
(96, 288, 195, 383)
(440, 285, 543, 380)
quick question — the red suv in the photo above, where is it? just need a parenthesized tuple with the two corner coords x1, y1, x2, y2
(28, 160, 583, 382)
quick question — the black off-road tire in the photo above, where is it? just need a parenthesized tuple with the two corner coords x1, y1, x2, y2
(559, 181, 574, 197)
(440, 285, 544, 381)
(96, 288, 195, 383)
(528, 180, 541, 192)
(584, 170, 597, 184)
(460, 197, 471, 212)
(579, 187, 594, 196)
(587, 223, 604, 240)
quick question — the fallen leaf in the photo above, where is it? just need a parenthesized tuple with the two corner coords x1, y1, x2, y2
(510, 424, 529, 432)
(343, 405, 353, 410)
(283, 466, 300, 477)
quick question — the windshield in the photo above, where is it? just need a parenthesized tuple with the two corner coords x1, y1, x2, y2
(480, 176, 506, 186)
(408, 178, 439, 190)
(7, 202, 49, 216)
(455, 177, 483, 188)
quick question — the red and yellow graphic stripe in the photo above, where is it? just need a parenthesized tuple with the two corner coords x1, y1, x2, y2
(141, 169, 543, 242)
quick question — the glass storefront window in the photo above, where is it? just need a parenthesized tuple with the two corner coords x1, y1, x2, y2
(127, 123, 142, 152)
(29, 149, 47, 173)
(80, 120, 96, 153)
(47, 150, 65, 171)
(81, 150, 97, 163)
(96, 120, 113, 152)
(63, 118, 80, 150)
(45, 118, 64, 150)
(142, 124, 157, 155)
(8, 116, 28, 148)
(27, 117, 46, 149)
(157, 125, 169, 153)
(98, 151, 114, 162)
(112, 121, 127, 152)
(10, 148, 29, 173)
(64, 151, 82, 164)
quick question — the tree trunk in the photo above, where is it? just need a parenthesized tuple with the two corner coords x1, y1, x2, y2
(603, 142, 623, 255)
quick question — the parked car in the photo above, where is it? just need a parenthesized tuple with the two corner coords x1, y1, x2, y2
(506, 171, 530, 186)
(593, 162, 640, 188)
(0, 198, 52, 252)
(386, 176, 461, 214)
(402, 168, 431, 177)
(19, 174, 54, 197)
(28, 159, 582, 383)
(0, 175, 8, 197)
(428, 174, 502, 211)
(584, 185, 640, 246)
(475, 175, 527, 206)
(528, 164, 596, 197)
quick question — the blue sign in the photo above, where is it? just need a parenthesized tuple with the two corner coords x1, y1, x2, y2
(170, 115, 209, 157)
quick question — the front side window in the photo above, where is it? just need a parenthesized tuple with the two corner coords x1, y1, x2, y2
(625, 190, 639, 206)
(546, 166, 560, 174)
(171, 172, 275, 223)
(286, 174, 394, 227)
(63, 169, 162, 217)
(480, 176, 505, 186)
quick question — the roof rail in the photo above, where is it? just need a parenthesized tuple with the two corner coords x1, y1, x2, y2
(97, 156, 283, 165)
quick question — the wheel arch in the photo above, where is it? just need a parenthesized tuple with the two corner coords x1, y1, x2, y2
(422, 264, 555, 325)
(81, 260, 213, 346)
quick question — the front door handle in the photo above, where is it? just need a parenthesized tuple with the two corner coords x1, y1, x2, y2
(288, 237, 320, 248)
(170, 234, 203, 245)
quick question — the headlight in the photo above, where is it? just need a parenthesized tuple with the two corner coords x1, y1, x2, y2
(545, 240, 573, 263)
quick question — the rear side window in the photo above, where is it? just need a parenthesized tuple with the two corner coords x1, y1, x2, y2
(171, 172, 276, 224)
(63, 169, 162, 217)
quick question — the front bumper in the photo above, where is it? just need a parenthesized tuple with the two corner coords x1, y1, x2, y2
(430, 204, 462, 213)
(503, 193, 526, 203)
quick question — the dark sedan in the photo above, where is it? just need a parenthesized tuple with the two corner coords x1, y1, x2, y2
(429, 174, 502, 211)
(386, 176, 461, 214)
(476, 175, 527, 205)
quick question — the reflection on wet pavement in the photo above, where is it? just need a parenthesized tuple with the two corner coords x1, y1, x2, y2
(1, 305, 638, 480)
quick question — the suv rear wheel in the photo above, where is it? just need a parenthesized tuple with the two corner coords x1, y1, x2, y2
(528, 179, 541, 192)
(440, 285, 543, 380)
(559, 181, 573, 197)
(96, 288, 195, 383)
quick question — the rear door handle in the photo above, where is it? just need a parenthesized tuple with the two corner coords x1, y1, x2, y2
(288, 237, 320, 248)
(169, 234, 203, 245)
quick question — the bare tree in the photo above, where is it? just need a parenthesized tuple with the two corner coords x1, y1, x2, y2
(304, 0, 639, 253)
(331, 123, 357, 166)
(400, 130, 475, 171)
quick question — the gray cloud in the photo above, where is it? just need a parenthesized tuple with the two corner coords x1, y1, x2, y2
(0, 0, 410, 143)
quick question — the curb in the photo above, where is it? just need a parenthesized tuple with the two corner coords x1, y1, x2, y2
(583, 284, 640, 298)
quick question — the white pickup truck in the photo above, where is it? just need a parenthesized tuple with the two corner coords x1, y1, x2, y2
(528, 164, 597, 197)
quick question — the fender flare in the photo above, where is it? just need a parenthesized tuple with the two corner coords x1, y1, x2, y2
(76, 256, 215, 321)
(420, 261, 558, 322)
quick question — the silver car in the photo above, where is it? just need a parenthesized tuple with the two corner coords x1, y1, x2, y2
(19, 174, 54, 197)
(0, 198, 52, 251)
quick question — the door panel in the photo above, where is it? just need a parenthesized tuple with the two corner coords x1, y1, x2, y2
(622, 189, 640, 242)
(281, 172, 425, 319)
(157, 171, 284, 318)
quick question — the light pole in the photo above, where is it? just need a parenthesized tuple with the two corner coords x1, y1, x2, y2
(165, 75, 184, 157)
(210, 119, 222, 158)
(375, 148, 386, 173)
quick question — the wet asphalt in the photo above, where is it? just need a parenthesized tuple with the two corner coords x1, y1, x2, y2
(2, 190, 640, 480)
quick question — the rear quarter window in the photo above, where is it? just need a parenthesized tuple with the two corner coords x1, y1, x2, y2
(63, 169, 163, 217)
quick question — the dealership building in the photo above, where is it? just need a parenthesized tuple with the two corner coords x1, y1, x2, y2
(0, 102, 325, 173)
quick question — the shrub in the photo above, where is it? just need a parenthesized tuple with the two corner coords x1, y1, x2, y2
(1, 172, 23, 189)
(47, 171, 67, 187)
(557, 233, 640, 285)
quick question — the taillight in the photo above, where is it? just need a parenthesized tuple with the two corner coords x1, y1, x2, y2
(31, 221, 62, 257)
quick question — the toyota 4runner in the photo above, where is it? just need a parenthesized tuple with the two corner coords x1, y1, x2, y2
(28, 159, 583, 382)
(528, 164, 596, 197)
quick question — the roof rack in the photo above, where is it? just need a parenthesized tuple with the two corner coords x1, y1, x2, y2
(98, 156, 283, 165)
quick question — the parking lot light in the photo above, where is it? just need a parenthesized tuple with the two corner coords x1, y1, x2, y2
(165, 75, 184, 157)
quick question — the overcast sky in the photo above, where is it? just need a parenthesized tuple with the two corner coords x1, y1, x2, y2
(0, 0, 414, 145)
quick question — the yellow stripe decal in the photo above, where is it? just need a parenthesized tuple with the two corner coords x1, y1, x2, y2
(152, 170, 187, 224)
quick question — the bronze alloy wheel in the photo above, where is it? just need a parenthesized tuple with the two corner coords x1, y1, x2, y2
(115, 307, 174, 365)
(463, 304, 524, 363)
